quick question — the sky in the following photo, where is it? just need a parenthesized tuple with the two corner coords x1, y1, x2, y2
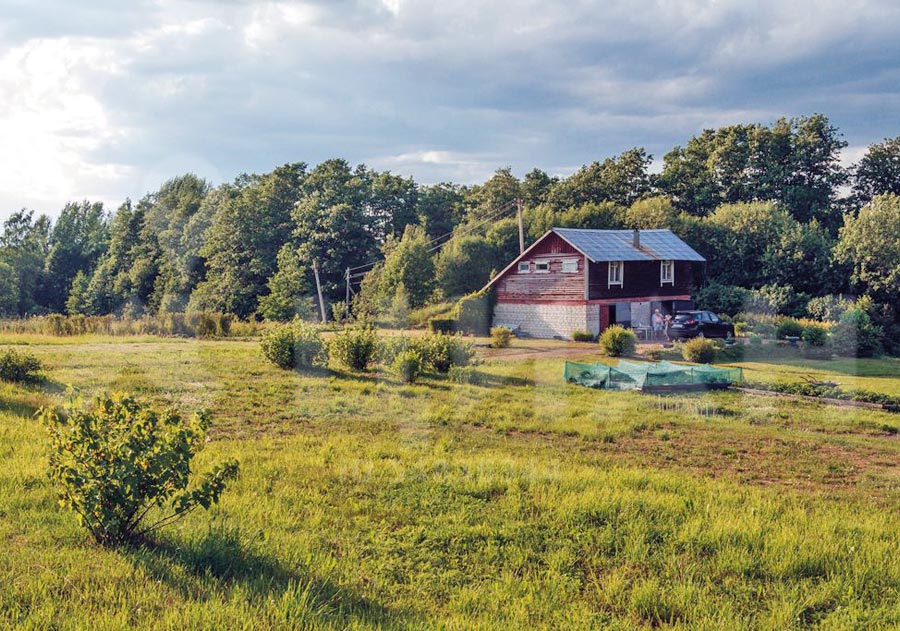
(1, 0, 899, 221)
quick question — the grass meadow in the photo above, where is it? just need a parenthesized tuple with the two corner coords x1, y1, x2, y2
(0, 336, 898, 629)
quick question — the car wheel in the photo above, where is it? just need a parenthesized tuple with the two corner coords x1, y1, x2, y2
(725, 330, 733, 340)
(697, 332, 705, 339)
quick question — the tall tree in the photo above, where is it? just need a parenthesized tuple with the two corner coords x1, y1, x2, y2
(43, 201, 108, 313)
(852, 136, 900, 204)
(835, 193, 900, 305)
(416, 183, 465, 240)
(0, 209, 50, 315)
(548, 148, 652, 211)
(376, 225, 435, 309)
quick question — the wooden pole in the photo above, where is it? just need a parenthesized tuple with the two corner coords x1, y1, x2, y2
(313, 259, 327, 323)
(345, 267, 351, 321)
(516, 197, 525, 255)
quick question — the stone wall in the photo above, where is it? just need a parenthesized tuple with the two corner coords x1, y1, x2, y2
(493, 302, 589, 339)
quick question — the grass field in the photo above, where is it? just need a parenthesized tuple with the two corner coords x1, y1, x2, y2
(1, 336, 898, 629)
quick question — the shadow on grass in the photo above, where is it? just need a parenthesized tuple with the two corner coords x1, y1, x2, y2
(126, 525, 407, 627)
(0, 378, 66, 418)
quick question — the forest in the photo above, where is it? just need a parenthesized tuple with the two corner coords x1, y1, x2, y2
(1, 114, 898, 352)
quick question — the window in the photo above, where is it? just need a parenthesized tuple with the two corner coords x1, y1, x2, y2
(535, 261, 550, 273)
(660, 259, 674, 285)
(562, 260, 578, 273)
(518, 261, 530, 273)
(608, 260, 623, 286)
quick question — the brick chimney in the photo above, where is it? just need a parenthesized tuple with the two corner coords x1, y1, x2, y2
(632, 228, 640, 248)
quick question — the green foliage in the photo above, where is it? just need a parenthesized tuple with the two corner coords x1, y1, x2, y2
(391, 350, 423, 384)
(0, 260, 18, 316)
(435, 236, 499, 299)
(748, 334, 762, 347)
(258, 245, 314, 321)
(418, 334, 474, 373)
(41, 393, 239, 546)
(0, 348, 42, 383)
(490, 327, 511, 349)
(681, 337, 717, 363)
(572, 330, 596, 342)
(448, 365, 488, 385)
(330, 325, 380, 371)
(836, 194, 900, 305)
(377, 225, 435, 309)
(428, 318, 456, 334)
(260, 321, 327, 370)
(387, 283, 411, 329)
(853, 136, 900, 204)
(693, 282, 751, 316)
(775, 319, 805, 340)
(802, 323, 829, 347)
(830, 308, 883, 358)
(453, 291, 493, 336)
(807, 295, 853, 322)
(599, 325, 637, 357)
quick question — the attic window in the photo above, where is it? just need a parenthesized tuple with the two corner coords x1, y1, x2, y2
(608, 260, 623, 287)
(535, 261, 550, 273)
(562, 260, 578, 273)
(518, 261, 530, 273)
(660, 260, 674, 285)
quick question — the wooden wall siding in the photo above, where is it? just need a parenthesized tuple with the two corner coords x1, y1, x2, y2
(495, 233, 586, 302)
(588, 260, 692, 300)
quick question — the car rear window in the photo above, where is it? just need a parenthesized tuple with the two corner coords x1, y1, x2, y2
(674, 314, 694, 322)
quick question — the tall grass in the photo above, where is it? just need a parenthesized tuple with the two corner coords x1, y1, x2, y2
(0, 313, 261, 338)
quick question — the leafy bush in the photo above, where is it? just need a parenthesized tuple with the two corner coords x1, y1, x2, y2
(830, 308, 883, 358)
(681, 337, 717, 363)
(801, 323, 832, 359)
(775, 319, 804, 340)
(392, 350, 423, 383)
(748, 334, 762, 347)
(448, 366, 488, 385)
(713, 339, 745, 362)
(428, 318, 456, 334)
(419, 334, 474, 372)
(693, 282, 752, 316)
(260, 321, 327, 370)
(490, 327, 512, 349)
(330, 325, 380, 371)
(599, 325, 637, 357)
(41, 393, 239, 546)
(806, 295, 853, 322)
(454, 291, 493, 335)
(0, 348, 43, 383)
(572, 330, 596, 342)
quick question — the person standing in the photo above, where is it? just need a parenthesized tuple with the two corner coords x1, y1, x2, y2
(652, 309, 664, 341)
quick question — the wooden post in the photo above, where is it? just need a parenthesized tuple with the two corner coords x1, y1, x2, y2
(313, 259, 327, 323)
(345, 267, 351, 320)
(516, 197, 525, 255)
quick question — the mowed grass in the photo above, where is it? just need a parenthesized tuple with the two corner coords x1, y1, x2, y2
(1, 337, 899, 629)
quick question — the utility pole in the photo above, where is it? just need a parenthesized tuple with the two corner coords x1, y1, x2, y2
(516, 197, 525, 255)
(345, 267, 351, 322)
(312, 259, 327, 324)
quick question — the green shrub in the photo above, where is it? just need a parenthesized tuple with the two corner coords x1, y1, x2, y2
(802, 323, 828, 347)
(448, 365, 488, 385)
(454, 291, 493, 335)
(331, 325, 380, 371)
(0, 348, 43, 383)
(775, 319, 805, 340)
(420, 334, 474, 372)
(41, 393, 239, 546)
(598, 325, 636, 357)
(693, 282, 752, 316)
(830, 308, 883, 358)
(572, 330, 596, 342)
(260, 321, 327, 370)
(748, 334, 763, 347)
(392, 350, 423, 383)
(806, 295, 853, 322)
(490, 327, 512, 349)
(713, 339, 745, 362)
(428, 318, 456, 334)
(681, 337, 717, 363)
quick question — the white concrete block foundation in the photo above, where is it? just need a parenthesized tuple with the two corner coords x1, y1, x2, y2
(493, 302, 599, 339)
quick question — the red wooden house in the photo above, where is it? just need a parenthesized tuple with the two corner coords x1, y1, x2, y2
(481, 228, 706, 339)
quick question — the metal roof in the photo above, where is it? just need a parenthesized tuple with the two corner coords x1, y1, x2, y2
(552, 228, 706, 262)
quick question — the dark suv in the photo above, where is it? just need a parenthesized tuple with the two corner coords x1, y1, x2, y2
(668, 311, 735, 340)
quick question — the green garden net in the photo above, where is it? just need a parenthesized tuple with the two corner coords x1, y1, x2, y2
(564, 359, 742, 391)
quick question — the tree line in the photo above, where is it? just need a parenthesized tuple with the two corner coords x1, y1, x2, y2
(0, 114, 898, 338)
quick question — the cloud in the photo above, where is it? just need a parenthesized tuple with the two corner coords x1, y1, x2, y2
(1, 0, 899, 220)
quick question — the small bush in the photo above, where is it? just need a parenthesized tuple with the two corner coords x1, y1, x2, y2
(260, 321, 327, 370)
(392, 350, 423, 383)
(41, 393, 239, 546)
(448, 365, 488, 385)
(572, 330, 596, 342)
(0, 348, 43, 383)
(802, 323, 828, 347)
(830, 308, 883, 358)
(775, 319, 804, 340)
(713, 339, 745, 362)
(490, 327, 512, 349)
(599, 325, 636, 357)
(681, 337, 717, 363)
(428, 318, 456, 334)
(331, 325, 380, 371)
(748, 334, 763, 347)
(419, 334, 474, 372)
